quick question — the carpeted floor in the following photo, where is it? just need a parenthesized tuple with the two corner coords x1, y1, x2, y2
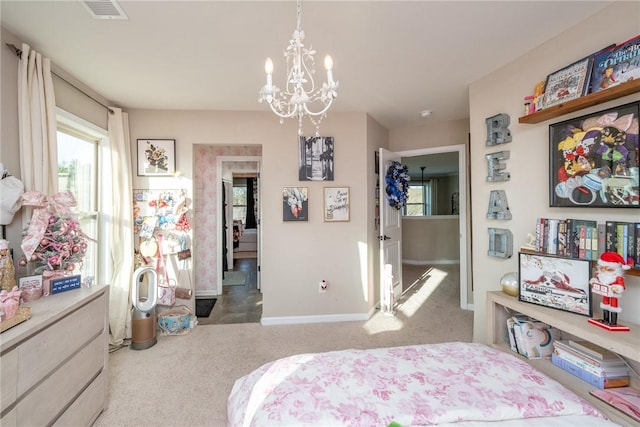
(195, 298, 216, 318)
(94, 263, 472, 427)
(222, 270, 246, 286)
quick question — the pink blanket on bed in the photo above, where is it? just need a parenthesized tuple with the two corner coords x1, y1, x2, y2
(228, 342, 606, 426)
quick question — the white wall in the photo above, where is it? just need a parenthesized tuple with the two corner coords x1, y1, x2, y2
(469, 1, 640, 343)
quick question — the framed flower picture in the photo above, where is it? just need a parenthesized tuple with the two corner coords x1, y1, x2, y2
(137, 139, 176, 176)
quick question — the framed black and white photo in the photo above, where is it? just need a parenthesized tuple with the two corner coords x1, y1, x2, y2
(323, 187, 350, 222)
(518, 252, 592, 316)
(137, 139, 176, 176)
(298, 136, 334, 181)
(283, 187, 308, 222)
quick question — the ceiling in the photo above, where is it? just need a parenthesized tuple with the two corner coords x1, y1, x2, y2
(1, 1, 612, 131)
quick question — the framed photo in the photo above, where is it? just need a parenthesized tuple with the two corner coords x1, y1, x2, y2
(283, 187, 308, 221)
(323, 187, 350, 222)
(298, 136, 334, 181)
(518, 252, 592, 316)
(542, 56, 593, 109)
(137, 139, 176, 176)
(549, 100, 639, 208)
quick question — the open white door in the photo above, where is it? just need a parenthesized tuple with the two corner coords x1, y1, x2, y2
(379, 148, 403, 312)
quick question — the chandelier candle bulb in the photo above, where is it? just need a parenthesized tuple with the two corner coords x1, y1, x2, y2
(324, 55, 333, 83)
(265, 57, 273, 89)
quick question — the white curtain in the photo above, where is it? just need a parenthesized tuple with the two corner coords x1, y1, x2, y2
(106, 107, 134, 347)
(18, 43, 58, 197)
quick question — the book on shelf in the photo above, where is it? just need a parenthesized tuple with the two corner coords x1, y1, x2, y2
(553, 346, 629, 377)
(531, 218, 639, 266)
(554, 340, 626, 367)
(551, 354, 630, 389)
(636, 223, 640, 268)
(590, 34, 640, 94)
(568, 340, 622, 361)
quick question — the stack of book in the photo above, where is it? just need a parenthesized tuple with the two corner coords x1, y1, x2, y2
(552, 340, 630, 389)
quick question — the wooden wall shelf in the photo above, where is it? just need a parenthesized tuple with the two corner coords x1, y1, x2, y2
(519, 79, 640, 124)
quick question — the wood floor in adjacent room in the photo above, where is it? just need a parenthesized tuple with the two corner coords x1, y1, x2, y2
(198, 256, 262, 325)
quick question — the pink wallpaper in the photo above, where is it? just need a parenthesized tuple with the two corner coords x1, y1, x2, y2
(193, 145, 261, 293)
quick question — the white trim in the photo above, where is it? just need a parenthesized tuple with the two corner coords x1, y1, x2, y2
(403, 259, 459, 265)
(195, 290, 218, 298)
(396, 144, 469, 310)
(215, 155, 262, 296)
(261, 312, 369, 326)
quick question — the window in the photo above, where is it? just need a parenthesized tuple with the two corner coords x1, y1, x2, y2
(233, 183, 247, 223)
(404, 182, 432, 216)
(57, 120, 100, 283)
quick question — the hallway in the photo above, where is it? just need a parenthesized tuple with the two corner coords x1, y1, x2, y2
(198, 257, 262, 325)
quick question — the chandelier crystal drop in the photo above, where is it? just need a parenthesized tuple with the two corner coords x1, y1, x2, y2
(258, 0, 338, 136)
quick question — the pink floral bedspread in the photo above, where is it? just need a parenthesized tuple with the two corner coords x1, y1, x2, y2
(227, 342, 608, 426)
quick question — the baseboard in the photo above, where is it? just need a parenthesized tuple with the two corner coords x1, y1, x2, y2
(195, 290, 219, 298)
(261, 312, 369, 326)
(403, 259, 460, 266)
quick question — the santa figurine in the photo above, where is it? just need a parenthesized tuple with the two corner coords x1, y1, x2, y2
(589, 251, 631, 331)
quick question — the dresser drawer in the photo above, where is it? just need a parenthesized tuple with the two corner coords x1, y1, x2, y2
(53, 370, 107, 427)
(17, 332, 105, 426)
(17, 294, 106, 397)
(0, 348, 18, 410)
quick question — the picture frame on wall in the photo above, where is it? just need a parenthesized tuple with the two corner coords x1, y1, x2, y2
(549, 100, 639, 208)
(283, 187, 308, 222)
(518, 252, 592, 317)
(137, 139, 176, 176)
(542, 56, 593, 109)
(323, 187, 350, 222)
(298, 136, 334, 181)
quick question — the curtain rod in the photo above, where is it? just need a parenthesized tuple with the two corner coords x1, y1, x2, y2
(5, 43, 114, 114)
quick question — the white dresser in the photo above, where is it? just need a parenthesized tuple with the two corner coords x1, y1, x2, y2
(1, 285, 109, 426)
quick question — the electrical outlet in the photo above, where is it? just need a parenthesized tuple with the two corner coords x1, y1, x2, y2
(319, 280, 327, 293)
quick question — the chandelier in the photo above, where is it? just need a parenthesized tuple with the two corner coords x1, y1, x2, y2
(259, 0, 338, 136)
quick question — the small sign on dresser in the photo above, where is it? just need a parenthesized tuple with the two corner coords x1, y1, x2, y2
(51, 274, 81, 295)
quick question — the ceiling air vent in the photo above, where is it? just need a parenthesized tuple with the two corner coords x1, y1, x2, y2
(82, 0, 128, 20)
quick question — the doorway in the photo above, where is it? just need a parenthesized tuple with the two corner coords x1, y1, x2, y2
(380, 144, 469, 310)
(209, 155, 263, 324)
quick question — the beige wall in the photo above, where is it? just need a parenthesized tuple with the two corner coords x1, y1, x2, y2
(402, 217, 459, 263)
(128, 109, 379, 320)
(469, 1, 640, 343)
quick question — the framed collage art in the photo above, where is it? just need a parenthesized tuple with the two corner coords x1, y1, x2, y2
(549, 100, 639, 208)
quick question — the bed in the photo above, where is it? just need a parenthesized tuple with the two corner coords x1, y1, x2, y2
(237, 227, 257, 252)
(227, 342, 618, 427)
